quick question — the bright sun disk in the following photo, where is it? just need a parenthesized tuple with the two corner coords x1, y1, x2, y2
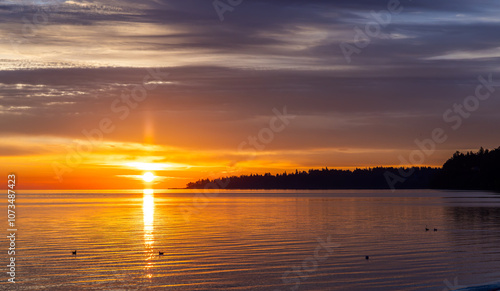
(143, 172, 155, 182)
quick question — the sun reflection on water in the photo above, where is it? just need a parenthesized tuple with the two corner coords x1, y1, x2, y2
(143, 189, 155, 278)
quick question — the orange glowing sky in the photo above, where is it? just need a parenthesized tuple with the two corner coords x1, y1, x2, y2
(1, 1, 500, 189)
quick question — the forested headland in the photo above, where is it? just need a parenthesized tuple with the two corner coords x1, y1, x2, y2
(186, 147, 500, 191)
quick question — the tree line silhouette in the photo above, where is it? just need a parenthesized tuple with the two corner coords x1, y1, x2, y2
(431, 147, 500, 191)
(186, 147, 500, 191)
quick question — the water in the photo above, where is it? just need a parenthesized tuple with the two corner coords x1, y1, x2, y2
(2, 189, 500, 290)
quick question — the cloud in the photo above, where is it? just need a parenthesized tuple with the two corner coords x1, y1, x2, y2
(1, 0, 500, 185)
(1, 0, 500, 72)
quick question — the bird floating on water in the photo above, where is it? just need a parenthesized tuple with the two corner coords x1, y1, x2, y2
(434, 228, 437, 232)
(72, 250, 77, 255)
(159, 251, 164, 256)
(425, 225, 429, 231)
(365, 256, 369, 260)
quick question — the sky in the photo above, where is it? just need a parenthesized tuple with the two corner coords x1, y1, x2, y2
(1, 0, 500, 189)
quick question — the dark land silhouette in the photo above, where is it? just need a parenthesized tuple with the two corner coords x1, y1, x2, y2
(432, 147, 500, 191)
(186, 147, 500, 191)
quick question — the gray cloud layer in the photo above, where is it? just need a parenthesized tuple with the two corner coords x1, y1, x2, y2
(1, 0, 499, 164)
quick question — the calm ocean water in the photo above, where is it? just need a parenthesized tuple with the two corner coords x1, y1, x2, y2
(2, 189, 500, 290)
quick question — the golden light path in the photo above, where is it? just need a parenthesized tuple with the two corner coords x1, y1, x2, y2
(143, 189, 155, 279)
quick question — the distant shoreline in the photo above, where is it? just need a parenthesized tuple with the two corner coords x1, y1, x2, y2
(186, 147, 500, 192)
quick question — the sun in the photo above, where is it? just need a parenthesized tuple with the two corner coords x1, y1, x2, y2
(142, 172, 155, 183)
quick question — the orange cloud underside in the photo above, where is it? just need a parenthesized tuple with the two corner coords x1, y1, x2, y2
(1, 137, 446, 190)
